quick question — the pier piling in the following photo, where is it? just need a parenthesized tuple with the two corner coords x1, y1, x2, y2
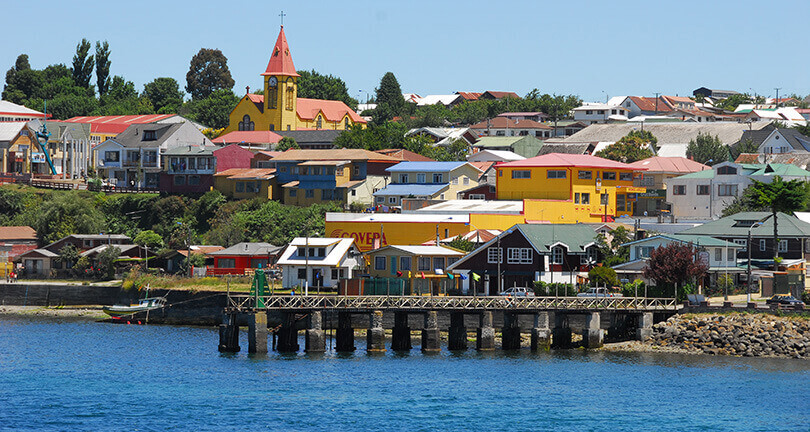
(582, 312, 604, 348)
(501, 312, 521, 350)
(218, 312, 240, 353)
(421, 311, 441, 353)
(367, 310, 386, 353)
(277, 312, 300, 353)
(531, 312, 551, 351)
(391, 311, 412, 351)
(636, 312, 653, 341)
(247, 312, 268, 354)
(305, 311, 326, 353)
(476, 311, 495, 351)
(448, 312, 468, 351)
(336, 312, 355, 352)
(552, 313, 572, 349)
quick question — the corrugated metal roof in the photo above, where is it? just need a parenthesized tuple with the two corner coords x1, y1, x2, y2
(385, 161, 468, 172)
(628, 157, 710, 174)
(497, 153, 642, 170)
(373, 183, 448, 196)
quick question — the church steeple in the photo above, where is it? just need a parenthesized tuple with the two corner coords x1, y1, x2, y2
(262, 26, 299, 77)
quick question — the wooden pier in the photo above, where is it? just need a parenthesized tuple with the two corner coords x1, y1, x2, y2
(218, 295, 676, 354)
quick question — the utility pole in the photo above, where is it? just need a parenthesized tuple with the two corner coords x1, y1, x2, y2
(774, 87, 782, 108)
(653, 92, 661, 115)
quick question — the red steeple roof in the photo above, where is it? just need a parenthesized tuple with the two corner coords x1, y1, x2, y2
(262, 26, 299, 77)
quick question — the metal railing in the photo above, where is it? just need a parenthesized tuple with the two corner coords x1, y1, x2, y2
(226, 295, 677, 312)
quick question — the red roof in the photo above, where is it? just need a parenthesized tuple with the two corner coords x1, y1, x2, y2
(628, 97, 672, 113)
(66, 114, 176, 125)
(297, 98, 366, 123)
(497, 153, 644, 170)
(456, 92, 482, 101)
(262, 26, 299, 77)
(374, 149, 434, 161)
(214, 130, 283, 145)
(482, 91, 520, 99)
(628, 157, 709, 174)
(469, 161, 496, 173)
(0, 226, 37, 242)
(470, 117, 551, 130)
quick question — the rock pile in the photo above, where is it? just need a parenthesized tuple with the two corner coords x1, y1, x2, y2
(651, 314, 810, 358)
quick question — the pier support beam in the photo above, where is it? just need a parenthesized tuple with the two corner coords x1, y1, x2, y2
(531, 312, 551, 351)
(336, 312, 355, 352)
(421, 311, 441, 353)
(552, 313, 572, 349)
(305, 311, 326, 353)
(502, 312, 521, 350)
(448, 312, 468, 351)
(636, 312, 653, 342)
(367, 310, 386, 353)
(391, 311, 412, 351)
(277, 312, 300, 353)
(476, 311, 495, 351)
(582, 312, 604, 348)
(218, 312, 240, 353)
(247, 312, 268, 354)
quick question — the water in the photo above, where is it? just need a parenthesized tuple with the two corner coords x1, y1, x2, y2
(1, 317, 809, 431)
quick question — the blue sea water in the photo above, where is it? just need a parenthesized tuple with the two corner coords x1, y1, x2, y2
(1, 316, 809, 432)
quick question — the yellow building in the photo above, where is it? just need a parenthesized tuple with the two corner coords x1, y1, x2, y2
(363, 245, 465, 295)
(496, 153, 646, 222)
(213, 168, 278, 200)
(222, 26, 366, 135)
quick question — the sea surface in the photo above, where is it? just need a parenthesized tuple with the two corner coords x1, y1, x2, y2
(1, 316, 809, 431)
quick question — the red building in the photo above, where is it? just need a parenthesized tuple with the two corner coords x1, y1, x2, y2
(214, 144, 255, 172)
(206, 242, 283, 275)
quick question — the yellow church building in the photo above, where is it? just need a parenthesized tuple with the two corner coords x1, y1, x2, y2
(222, 26, 366, 134)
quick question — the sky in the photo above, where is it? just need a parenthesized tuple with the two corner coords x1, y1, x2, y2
(3, 0, 809, 104)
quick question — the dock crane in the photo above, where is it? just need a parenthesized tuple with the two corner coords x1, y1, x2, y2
(33, 101, 57, 175)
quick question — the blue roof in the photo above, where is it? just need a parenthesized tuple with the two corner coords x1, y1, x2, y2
(373, 183, 448, 197)
(385, 161, 467, 173)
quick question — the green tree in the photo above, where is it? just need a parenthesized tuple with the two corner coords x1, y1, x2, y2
(276, 136, 300, 151)
(729, 138, 759, 161)
(190, 190, 226, 232)
(715, 93, 754, 111)
(750, 176, 810, 270)
(595, 226, 632, 266)
(596, 130, 657, 163)
(143, 77, 184, 114)
(374, 72, 404, 123)
(296, 69, 358, 109)
(56, 244, 80, 272)
(185, 48, 235, 100)
(71, 38, 94, 89)
(685, 132, 728, 166)
(133, 230, 163, 250)
(588, 266, 618, 287)
(445, 237, 475, 252)
(97, 245, 121, 280)
(182, 88, 238, 128)
(95, 41, 111, 96)
(721, 186, 766, 217)
(333, 122, 409, 150)
(34, 193, 106, 243)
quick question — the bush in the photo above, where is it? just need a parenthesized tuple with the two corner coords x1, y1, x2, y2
(533, 281, 577, 296)
(588, 266, 618, 287)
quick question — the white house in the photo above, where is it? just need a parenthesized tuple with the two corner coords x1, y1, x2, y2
(572, 103, 630, 125)
(276, 237, 361, 290)
(467, 149, 525, 163)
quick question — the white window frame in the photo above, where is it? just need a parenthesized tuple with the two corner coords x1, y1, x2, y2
(733, 239, 747, 251)
(760, 239, 766, 251)
(507, 248, 532, 264)
(552, 246, 564, 265)
(487, 247, 502, 264)
(779, 239, 788, 252)
(715, 248, 722, 262)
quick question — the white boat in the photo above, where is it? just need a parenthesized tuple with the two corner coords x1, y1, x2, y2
(103, 287, 167, 318)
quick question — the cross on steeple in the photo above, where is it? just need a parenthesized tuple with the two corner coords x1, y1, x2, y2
(279, 10, 286, 27)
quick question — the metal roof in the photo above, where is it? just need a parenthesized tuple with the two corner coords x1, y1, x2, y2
(210, 242, 283, 256)
(373, 183, 448, 197)
(385, 161, 468, 173)
(367, 245, 465, 256)
(680, 212, 810, 238)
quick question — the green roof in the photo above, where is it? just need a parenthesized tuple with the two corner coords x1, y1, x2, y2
(473, 135, 544, 158)
(623, 234, 740, 249)
(749, 164, 810, 177)
(516, 224, 597, 253)
(676, 169, 716, 179)
(680, 211, 810, 238)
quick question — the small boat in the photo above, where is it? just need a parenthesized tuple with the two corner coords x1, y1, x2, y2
(103, 287, 167, 318)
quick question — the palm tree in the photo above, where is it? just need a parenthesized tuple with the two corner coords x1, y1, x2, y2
(750, 176, 810, 270)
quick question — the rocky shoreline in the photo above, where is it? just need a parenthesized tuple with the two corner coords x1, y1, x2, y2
(647, 313, 810, 359)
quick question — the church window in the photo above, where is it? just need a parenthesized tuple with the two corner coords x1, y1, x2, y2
(268, 84, 278, 109)
(316, 115, 323, 129)
(238, 115, 255, 131)
(345, 117, 350, 129)
(285, 85, 294, 111)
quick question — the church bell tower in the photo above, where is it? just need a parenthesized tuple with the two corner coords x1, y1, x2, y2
(261, 26, 299, 131)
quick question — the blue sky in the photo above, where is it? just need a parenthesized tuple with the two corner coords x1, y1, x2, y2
(3, 0, 809, 103)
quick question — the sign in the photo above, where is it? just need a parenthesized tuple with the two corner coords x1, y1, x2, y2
(639, 189, 666, 199)
(31, 153, 46, 163)
(625, 186, 646, 193)
(698, 251, 710, 266)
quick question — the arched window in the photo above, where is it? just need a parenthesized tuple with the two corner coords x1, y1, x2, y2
(285, 85, 294, 111)
(238, 115, 254, 131)
(345, 117, 350, 130)
(316, 115, 323, 129)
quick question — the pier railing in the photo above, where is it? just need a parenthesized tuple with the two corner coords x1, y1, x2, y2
(226, 295, 677, 312)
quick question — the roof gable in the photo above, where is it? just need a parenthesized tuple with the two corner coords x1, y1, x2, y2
(497, 153, 642, 170)
(262, 26, 299, 77)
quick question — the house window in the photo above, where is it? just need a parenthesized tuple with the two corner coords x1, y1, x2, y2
(715, 248, 723, 262)
(717, 166, 737, 175)
(297, 268, 306, 279)
(585, 110, 593, 115)
(432, 173, 443, 183)
(376, 196, 384, 203)
(399, 173, 409, 183)
(552, 246, 564, 265)
(217, 258, 235, 268)
(697, 185, 710, 195)
(673, 185, 686, 195)
(779, 239, 788, 252)
(351, 189, 356, 196)
(574, 193, 580, 204)
(321, 189, 334, 200)
(451, 177, 458, 185)
(507, 248, 532, 264)
(345, 118, 350, 129)
(188, 175, 200, 186)
(760, 239, 766, 251)
(616, 194, 626, 212)
(463, 177, 469, 185)
(487, 247, 502, 264)
(418, 257, 432, 271)
(581, 246, 598, 264)
(239, 115, 255, 131)
(733, 239, 747, 251)
(603, 172, 616, 180)
(547, 170, 566, 179)
(104, 151, 119, 162)
(581, 193, 590, 204)
(468, 194, 485, 199)
(433, 257, 445, 270)
(619, 172, 633, 181)
(600, 193, 609, 205)
(292, 166, 300, 175)
(142, 130, 156, 141)
(636, 246, 654, 258)
(448, 257, 460, 266)
(316, 115, 323, 129)
(374, 256, 386, 270)
(718, 184, 738, 196)
(578, 170, 592, 180)
(417, 173, 426, 183)
(512, 170, 531, 179)
(400, 256, 412, 271)
(305, 189, 315, 198)
(174, 175, 186, 186)
(289, 189, 297, 197)
(353, 166, 360, 176)
(235, 181, 245, 192)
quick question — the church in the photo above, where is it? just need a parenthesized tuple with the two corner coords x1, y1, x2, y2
(222, 26, 366, 134)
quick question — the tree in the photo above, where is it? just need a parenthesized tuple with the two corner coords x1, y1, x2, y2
(297, 69, 358, 109)
(749, 176, 810, 270)
(34, 193, 106, 243)
(185, 48, 235, 100)
(595, 226, 632, 267)
(596, 130, 657, 163)
(71, 38, 95, 89)
(729, 138, 759, 161)
(715, 93, 753, 111)
(445, 237, 475, 252)
(56, 244, 80, 272)
(276, 136, 299, 151)
(333, 122, 409, 151)
(374, 72, 404, 122)
(643, 243, 708, 301)
(182, 88, 238, 128)
(721, 185, 766, 217)
(97, 245, 121, 280)
(685, 132, 728, 166)
(143, 77, 184, 113)
(95, 41, 111, 96)
(588, 266, 618, 287)
(133, 230, 163, 250)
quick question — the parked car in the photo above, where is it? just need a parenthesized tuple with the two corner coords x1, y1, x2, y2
(765, 294, 804, 306)
(499, 287, 535, 297)
(577, 287, 623, 298)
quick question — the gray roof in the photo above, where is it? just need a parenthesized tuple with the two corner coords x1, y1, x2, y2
(164, 144, 218, 156)
(536, 143, 594, 155)
(680, 212, 810, 238)
(736, 127, 810, 152)
(115, 123, 184, 148)
(274, 130, 342, 145)
(562, 122, 771, 146)
(210, 242, 283, 256)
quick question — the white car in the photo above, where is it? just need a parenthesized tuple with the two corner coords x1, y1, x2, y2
(499, 287, 535, 297)
(577, 287, 623, 298)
